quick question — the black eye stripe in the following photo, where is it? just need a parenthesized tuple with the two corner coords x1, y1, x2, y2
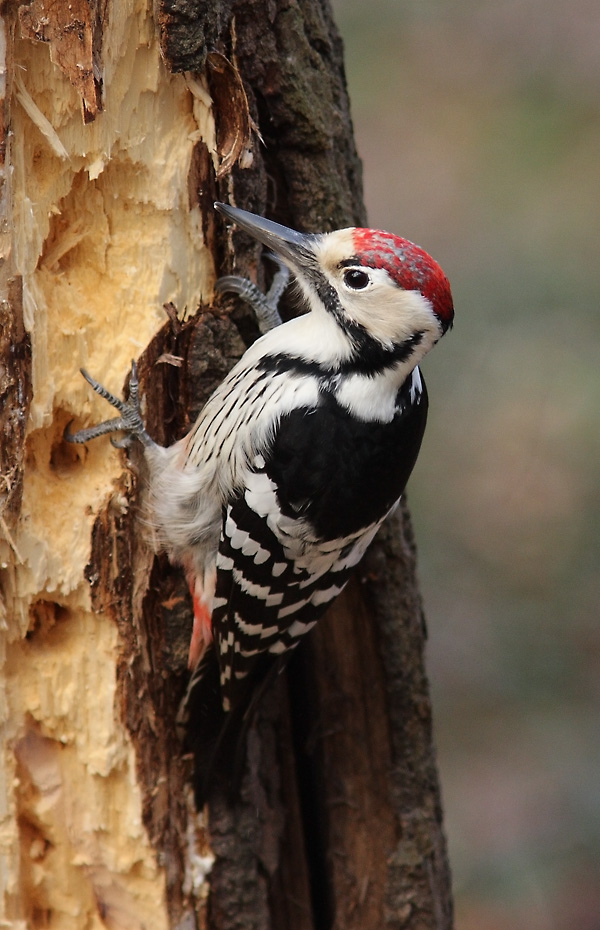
(343, 269, 370, 290)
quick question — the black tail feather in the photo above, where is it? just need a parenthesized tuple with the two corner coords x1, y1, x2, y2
(178, 646, 226, 806)
(181, 647, 291, 807)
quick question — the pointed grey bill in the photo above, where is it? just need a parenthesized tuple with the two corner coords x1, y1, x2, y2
(214, 202, 316, 269)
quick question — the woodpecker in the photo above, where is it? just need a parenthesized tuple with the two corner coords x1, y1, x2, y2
(66, 202, 454, 803)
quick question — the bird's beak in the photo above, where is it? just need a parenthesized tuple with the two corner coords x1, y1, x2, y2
(215, 202, 315, 268)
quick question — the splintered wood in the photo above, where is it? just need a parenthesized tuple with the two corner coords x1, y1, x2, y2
(0, 1, 216, 924)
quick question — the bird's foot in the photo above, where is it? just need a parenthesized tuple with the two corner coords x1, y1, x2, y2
(64, 360, 153, 448)
(215, 252, 289, 333)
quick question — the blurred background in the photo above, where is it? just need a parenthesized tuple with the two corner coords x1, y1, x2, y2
(331, 1, 600, 927)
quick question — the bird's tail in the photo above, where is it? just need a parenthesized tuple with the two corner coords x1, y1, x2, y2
(177, 645, 227, 807)
(179, 647, 290, 807)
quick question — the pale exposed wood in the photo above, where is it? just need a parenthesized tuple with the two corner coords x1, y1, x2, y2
(0, 1, 215, 924)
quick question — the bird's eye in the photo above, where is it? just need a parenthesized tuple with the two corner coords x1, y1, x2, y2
(343, 268, 370, 290)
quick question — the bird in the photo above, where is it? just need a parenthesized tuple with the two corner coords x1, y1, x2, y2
(66, 201, 454, 804)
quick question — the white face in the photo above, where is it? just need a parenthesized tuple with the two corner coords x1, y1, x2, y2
(309, 229, 444, 349)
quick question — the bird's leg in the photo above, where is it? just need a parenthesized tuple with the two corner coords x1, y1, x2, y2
(64, 360, 153, 448)
(215, 252, 289, 333)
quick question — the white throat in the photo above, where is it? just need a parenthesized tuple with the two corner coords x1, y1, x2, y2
(334, 365, 423, 423)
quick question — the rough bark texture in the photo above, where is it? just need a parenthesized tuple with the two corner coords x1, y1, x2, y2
(0, 0, 453, 927)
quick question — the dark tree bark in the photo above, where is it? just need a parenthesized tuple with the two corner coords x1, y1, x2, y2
(1, 0, 453, 927)
(154, 2, 453, 927)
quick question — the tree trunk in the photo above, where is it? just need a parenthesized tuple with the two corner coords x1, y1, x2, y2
(0, 1, 453, 928)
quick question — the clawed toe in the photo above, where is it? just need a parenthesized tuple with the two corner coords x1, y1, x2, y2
(64, 416, 127, 444)
(215, 250, 289, 334)
(64, 360, 153, 448)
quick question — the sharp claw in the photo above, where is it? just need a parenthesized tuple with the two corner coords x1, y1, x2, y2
(111, 434, 135, 449)
(64, 426, 84, 444)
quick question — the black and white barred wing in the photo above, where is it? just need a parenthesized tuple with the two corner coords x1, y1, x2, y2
(211, 464, 381, 711)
